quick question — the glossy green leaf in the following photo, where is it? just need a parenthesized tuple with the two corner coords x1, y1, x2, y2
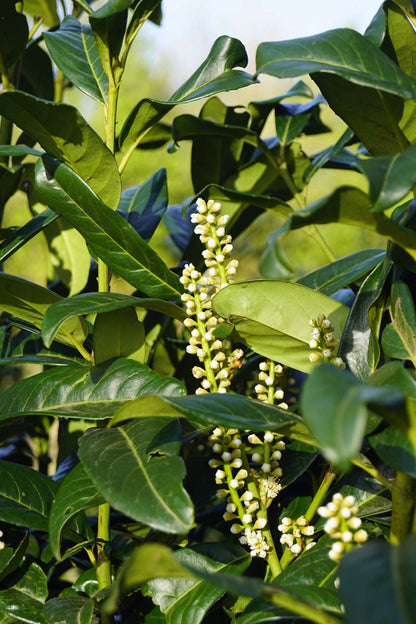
(146, 543, 250, 624)
(279, 186, 416, 261)
(78, 418, 194, 533)
(369, 426, 416, 477)
(93, 308, 145, 364)
(301, 364, 404, 469)
(332, 468, 392, 519)
(256, 28, 416, 98)
(359, 143, 416, 212)
(297, 249, 385, 295)
(279, 441, 318, 489)
(0, 272, 87, 347)
(339, 262, 390, 379)
(0, 358, 184, 422)
(0, 208, 58, 264)
(0, 460, 57, 531)
(111, 393, 312, 445)
(43, 597, 95, 624)
(389, 281, 416, 366)
(0, 1, 28, 67)
(0, 92, 121, 208)
(0, 145, 43, 158)
(382, 323, 410, 360)
(49, 463, 104, 559)
(44, 16, 108, 103)
(170, 36, 252, 102)
(36, 156, 182, 300)
(339, 535, 416, 624)
(0, 562, 47, 624)
(42, 292, 185, 348)
(0, 533, 28, 583)
(23, 0, 58, 26)
(212, 281, 349, 373)
(315, 73, 408, 155)
(119, 36, 253, 159)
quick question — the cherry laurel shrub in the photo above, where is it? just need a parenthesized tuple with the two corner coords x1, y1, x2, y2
(0, 1, 416, 622)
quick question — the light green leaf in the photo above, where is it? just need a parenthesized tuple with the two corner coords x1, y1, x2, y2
(0, 272, 87, 347)
(93, 308, 145, 364)
(212, 281, 349, 373)
(23, 0, 58, 26)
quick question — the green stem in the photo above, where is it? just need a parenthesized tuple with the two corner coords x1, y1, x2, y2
(391, 471, 415, 544)
(28, 16, 44, 40)
(105, 84, 119, 155)
(263, 586, 343, 624)
(280, 466, 338, 570)
(54, 69, 65, 103)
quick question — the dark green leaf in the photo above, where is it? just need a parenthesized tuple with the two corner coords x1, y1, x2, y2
(146, 543, 250, 624)
(339, 261, 391, 379)
(0, 92, 121, 208)
(301, 364, 404, 469)
(0, 146, 43, 157)
(43, 597, 95, 624)
(117, 168, 168, 241)
(256, 28, 416, 98)
(0, 533, 28, 583)
(369, 426, 416, 477)
(339, 535, 416, 624)
(0, 165, 22, 212)
(280, 441, 318, 489)
(23, 0, 59, 27)
(35, 156, 182, 300)
(0, 1, 28, 67)
(359, 143, 416, 212)
(42, 292, 185, 348)
(0, 358, 184, 422)
(93, 308, 145, 364)
(389, 281, 416, 366)
(44, 16, 108, 103)
(332, 468, 392, 518)
(382, 323, 410, 359)
(0, 208, 58, 264)
(0, 272, 87, 347)
(0, 563, 47, 624)
(110, 393, 311, 445)
(212, 281, 349, 373)
(297, 249, 385, 296)
(78, 418, 194, 533)
(0, 460, 57, 531)
(49, 463, 104, 559)
(20, 42, 54, 101)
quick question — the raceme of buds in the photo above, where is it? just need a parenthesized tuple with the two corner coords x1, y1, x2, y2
(255, 359, 288, 408)
(278, 515, 315, 556)
(308, 315, 345, 368)
(317, 493, 368, 562)
(0, 530, 4, 550)
(182, 199, 243, 394)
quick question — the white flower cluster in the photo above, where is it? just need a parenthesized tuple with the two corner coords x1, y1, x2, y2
(255, 360, 288, 408)
(318, 493, 368, 562)
(246, 431, 285, 506)
(0, 530, 5, 550)
(181, 199, 243, 394)
(209, 426, 270, 557)
(278, 515, 316, 556)
(308, 314, 345, 368)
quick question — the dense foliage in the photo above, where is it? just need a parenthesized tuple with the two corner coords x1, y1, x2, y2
(1, 1, 416, 622)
